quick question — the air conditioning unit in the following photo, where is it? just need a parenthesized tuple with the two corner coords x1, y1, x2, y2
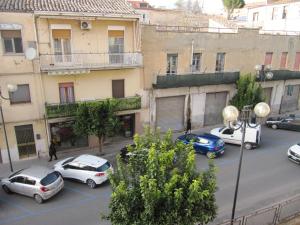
(80, 21, 92, 30)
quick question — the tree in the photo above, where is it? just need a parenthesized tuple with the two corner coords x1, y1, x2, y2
(186, 0, 193, 11)
(105, 128, 217, 225)
(175, 0, 185, 9)
(74, 100, 120, 154)
(192, 0, 202, 14)
(230, 74, 265, 111)
(223, 0, 245, 19)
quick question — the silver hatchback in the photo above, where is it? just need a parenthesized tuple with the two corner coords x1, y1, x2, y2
(1, 166, 64, 204)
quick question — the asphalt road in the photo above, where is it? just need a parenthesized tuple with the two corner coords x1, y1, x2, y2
(1, 126, 300, 225)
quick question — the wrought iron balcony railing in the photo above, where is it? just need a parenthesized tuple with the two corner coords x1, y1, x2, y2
(40, 52, 143, 72)
(45, 96, 141, 119)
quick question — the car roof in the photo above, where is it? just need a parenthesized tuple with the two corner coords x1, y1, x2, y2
(19, 166, 53, 180)
(73, 154, 107, 167)
(179, 133, 220, 141)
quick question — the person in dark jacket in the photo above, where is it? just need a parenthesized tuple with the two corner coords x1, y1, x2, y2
(49, 140, 58, 162)
(185, 118, 192, 135)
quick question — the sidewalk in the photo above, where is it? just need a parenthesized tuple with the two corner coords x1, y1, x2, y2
(0, 137, 133, 178)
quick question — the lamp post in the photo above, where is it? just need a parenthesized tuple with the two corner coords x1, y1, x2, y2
(255, 64, 274, 82)
(223, 102, 271, 225)
(0, 84, 18, 172)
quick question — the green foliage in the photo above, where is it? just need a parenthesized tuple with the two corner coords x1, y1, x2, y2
(223, 0, 245, 19)
(230, 73, 265, 110)
(105, 128, 217, 225)
(73, 99, 121, 153)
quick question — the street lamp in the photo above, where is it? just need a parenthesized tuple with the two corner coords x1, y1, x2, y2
(255, 64, 274, 82)
(223, 102, 270, 225)
(0, 84, 18, 172)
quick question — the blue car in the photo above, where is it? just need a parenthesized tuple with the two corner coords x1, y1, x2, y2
(176, 133, 225, 158)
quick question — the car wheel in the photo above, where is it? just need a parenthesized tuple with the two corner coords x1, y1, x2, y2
(34, 194, 43, 204)
(244, 143, 252, 150)
(271, 124, 278, 129)
(87, 179, 96, 189)
(2, 185, 11, 194)
(206, 152, 216, 159)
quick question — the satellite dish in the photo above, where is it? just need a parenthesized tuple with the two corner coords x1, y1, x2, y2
(25, 48, 37, 60)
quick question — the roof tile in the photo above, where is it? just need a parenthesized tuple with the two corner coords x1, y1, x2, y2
(0, 0, 137, 15)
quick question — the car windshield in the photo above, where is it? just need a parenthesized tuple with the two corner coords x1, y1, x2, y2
(62, 157, 75, 165)
(9, 169, 24, 178)
(96, 162, 111, 172)
(40, 171, 60, 186)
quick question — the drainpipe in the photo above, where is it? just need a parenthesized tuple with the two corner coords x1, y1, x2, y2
(191, 39, 194, 72)
(34, 14, 50, 147)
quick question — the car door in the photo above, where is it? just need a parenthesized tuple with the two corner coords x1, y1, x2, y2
(279, 118, 293, 130)
(220, 128, 235, 144)
(62, 164, 80, 180)
(23, 176, 37, 197)
(9, 176, 26, 195)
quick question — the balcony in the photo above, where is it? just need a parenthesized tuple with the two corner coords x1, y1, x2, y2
(263, 70, 300, 81)
(45, 96, 141, 119)
(40, 52, 143, 73)
(153, 72, 240, 89)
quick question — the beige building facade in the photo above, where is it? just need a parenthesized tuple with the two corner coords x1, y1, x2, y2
(0, 0, 143, 164)
(141, 25, 300, 131)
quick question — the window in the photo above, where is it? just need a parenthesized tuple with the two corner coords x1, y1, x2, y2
(112, 79, 125, 98)
(192, 53, 202, 72)
(264, 52, 273, 65)
(167, 54, 178, 75)
(294, 52, 300, 70)
(140, 2, 148, 8)
(1, 30, 23, 54)
(10, 176, 25, 184)
(108, 30, 124, 64)
(59, 82, 75, 103)
(282, 6, 287, 19)
(280, 52, 288, 69)
(15, 124, 36, 159)
(271, 7, 279, 20)
(287, 85, 294, 96)
(96, 162, 111, 172)
(222, 128, 234, 135)
(9, 84, 31, 104)
(52, 29, 71, 63)
(253, 12, 259, 21)
(215, 53, 225, 72)
(25, 178, 36, 186)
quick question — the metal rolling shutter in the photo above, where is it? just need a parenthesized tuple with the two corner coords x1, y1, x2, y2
(204, 92, 227, 126)
(156, 96, 185, 132)
(281, 85, 300, 113)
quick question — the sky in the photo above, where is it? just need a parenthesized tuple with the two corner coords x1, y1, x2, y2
(146, 0, 177, 8)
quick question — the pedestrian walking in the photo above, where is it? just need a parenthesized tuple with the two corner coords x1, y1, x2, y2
(49, 140, 58, 162)
(185, 118, 192, 135)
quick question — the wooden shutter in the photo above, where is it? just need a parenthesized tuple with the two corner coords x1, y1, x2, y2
(112, 80, 125, 98)
(294, 52, 300, 70)
(280, 52, 288, 69)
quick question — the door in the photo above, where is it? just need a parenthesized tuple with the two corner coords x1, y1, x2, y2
(204, 92, 228, 126)
(281, 85, 300, 113)
(220, 128, 236, 144)
(23, 177, 37, 197)
(156, 96, 185, 132)
(263, 87, 273, 106)
(9, 176, 26, 195)
(62, 164, 81, 180)
(15, 124, 36, 159)
(52, 29, 72, 63)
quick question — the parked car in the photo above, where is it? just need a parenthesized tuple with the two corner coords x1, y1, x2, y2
(1, 166, 64, 204)
(176, 133, 225, 158)
(54, 154, 113, 189)
(210, 124, 261, 150)
(287, 143, 300, 164)
(266, 114, 300, 131)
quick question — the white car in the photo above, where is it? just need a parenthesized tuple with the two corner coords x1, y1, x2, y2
(210, 124, 261, 150)
(53, 154, 113, 189)
(287, 143, 300, 164)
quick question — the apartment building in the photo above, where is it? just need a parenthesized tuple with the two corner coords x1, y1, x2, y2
(0, 0, 143, 163)
(141, 25, 300, 131)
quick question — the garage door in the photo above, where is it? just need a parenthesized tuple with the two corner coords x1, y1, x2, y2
(204, 92, 227, 126)
(156, 96, 185, 132)
(281, 85, 300, 113)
